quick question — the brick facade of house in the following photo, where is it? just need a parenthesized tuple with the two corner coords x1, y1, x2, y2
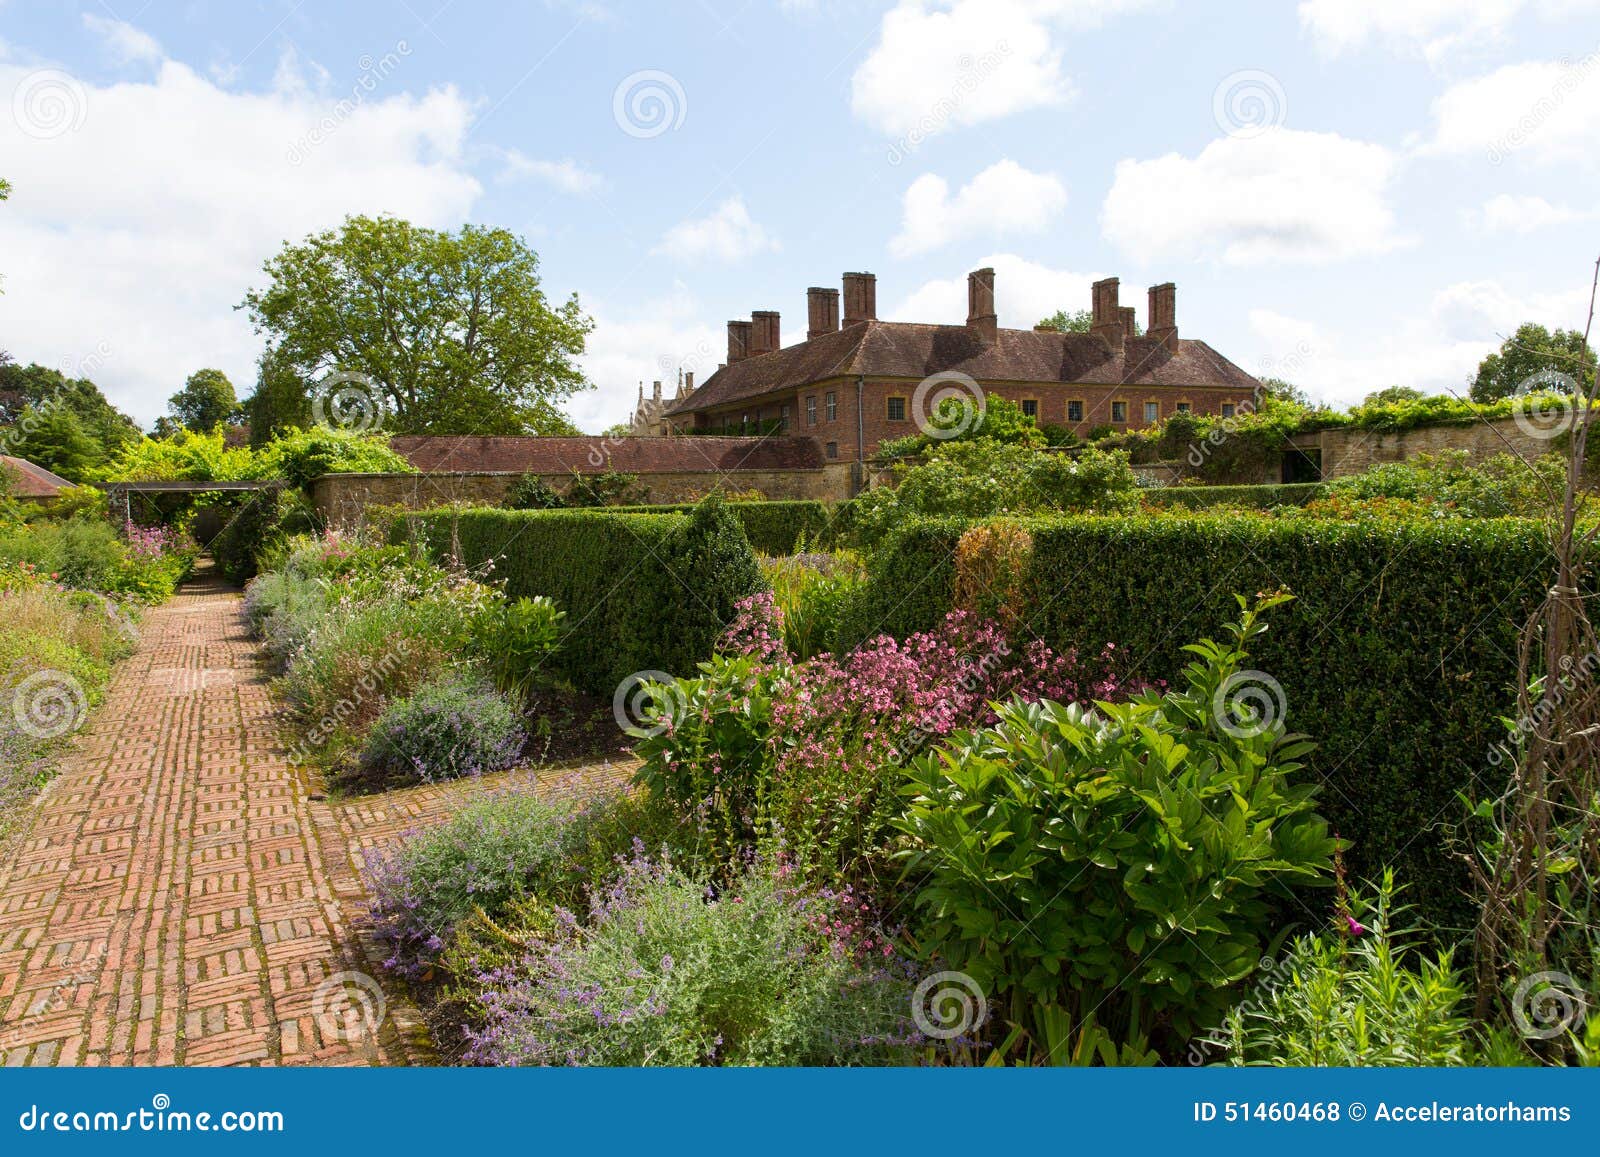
(664, 267, 1262, 460)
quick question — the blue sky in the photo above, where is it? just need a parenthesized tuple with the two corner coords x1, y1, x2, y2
(1, 0, 1597, 431)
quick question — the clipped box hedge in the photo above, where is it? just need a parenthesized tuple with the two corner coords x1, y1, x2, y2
(1145, 483, 1326, 510)
(845, 513, 1558, 925)
(600, 500, 846, 555)
(392, 503, 763, 695)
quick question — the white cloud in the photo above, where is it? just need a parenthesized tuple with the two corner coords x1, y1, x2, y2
(497, 150, 606, 194)
(81, 15, 163, 65)
(889, 252, 1102, 328)
(0, 53, 482, 425)
(1426, 58, 1600, 166)
(1247, 278, 1591, 405)
(1102, 129, 1408, 265)
(1466, 193, 1594, 233)
(573, 283, 722, 432)
(853, 0, 1141, 138)
(889, 160, 1066, 257)
(652, 196, 779, 263)
(1298, 0, 1599, 61)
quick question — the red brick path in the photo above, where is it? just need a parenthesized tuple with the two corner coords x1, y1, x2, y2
(0, 571, 430, 1066)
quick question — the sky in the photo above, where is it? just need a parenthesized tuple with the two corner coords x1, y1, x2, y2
(1, 0, 1598, 433)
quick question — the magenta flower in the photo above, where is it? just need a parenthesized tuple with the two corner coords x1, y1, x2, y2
(1345, 915, 1366, 936)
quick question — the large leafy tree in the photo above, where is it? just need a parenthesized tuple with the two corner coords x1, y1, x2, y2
(240, 216, 594, 435)
(1470, 322, 1596, 402)
(0, 362, 142, 479)
(164, 368, 240, 432)
(241, 347, 313, 447)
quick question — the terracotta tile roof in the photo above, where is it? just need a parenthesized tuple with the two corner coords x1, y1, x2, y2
(0, 455, 73, 499)
(388, 435, 824, 474)
(667, 320, 1261, 414)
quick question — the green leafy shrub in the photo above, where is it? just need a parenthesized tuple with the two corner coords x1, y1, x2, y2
(1146, 483, 1325, 510)
(393, 500, 763, 695)
(759, 550, 865, 659)
(358, 671, 523, 785)
(602, 500, 841, 555)
(211, 489, 320, 584)
(562, 470, 646, 507)
(503, 473, 566, 510)
(850, 512, 1558, 923)
(1207, 873, 1490, 1066)
(1319, 451, 1564, 518)
(469, 595, 565, 699)
(253, 427, 415, 489)
(896, 594, 1335, 1058)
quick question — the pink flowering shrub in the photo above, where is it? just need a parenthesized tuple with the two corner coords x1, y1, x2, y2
(632, 592, 1138, 890)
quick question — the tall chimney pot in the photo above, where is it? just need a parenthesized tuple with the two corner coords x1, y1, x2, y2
(1091, 277, 1124, 351)
(1148, 282, 1178, 351)
(966, 267, 997, 344)
(807, 286, 840, 340)
(842, 272, 877, 328)
(749, 310, 780, 356)
(727, 320, 752, 364)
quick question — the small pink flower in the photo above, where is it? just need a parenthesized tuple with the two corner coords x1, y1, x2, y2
(1345, 915, 1366, 936)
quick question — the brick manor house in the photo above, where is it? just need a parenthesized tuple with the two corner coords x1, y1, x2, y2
(663, 267, 1262, 460)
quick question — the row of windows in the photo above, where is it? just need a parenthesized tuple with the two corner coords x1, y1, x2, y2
(737, 396, 1239, 432)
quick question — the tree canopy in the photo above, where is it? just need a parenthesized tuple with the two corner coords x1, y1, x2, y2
(240, 215, 594, 436)
(164, 368, 240, 433)
(1469, 322, 1596, 402)
(1036, 308, 1093, 334)
(0, 362, 142, 480)
(1362, 385, 1426, 406)
(240, 347, 313, 448)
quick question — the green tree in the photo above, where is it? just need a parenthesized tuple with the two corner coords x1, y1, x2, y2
(1362, 385, 1425, 406)
(1261, 377, 1313, 408)
(0, 362, 141, 475)
(241, 347, 313, 447)
(166, 368, 239, 432)
(1469, 322, 1597, 402)
(240, 215, 594, 436)
(1036, 308, 1093, 333)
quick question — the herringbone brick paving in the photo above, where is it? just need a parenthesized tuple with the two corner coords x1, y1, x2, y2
(0, 569, 427, 1067)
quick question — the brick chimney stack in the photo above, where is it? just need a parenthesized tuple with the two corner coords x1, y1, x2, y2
(807, 287, 840, 340)
(682, 371, 694, 396)
(652, 380, 662, 404)
(842, 272, 877, 328)
(1091, 277, 1125, 351)
(1148, 282, 1178, 351)
(1119, 307, 1137, 340)
(727, 319, 752, 364)
(966, 267, 998, 344)
(749, 310, 780, 356)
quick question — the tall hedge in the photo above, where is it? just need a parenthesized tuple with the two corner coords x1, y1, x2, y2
(599, 500, 843, 555)
(393, 502, 763, 695)
(845, 513, 1558, 926)
(1145, 483, 1325, 510)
